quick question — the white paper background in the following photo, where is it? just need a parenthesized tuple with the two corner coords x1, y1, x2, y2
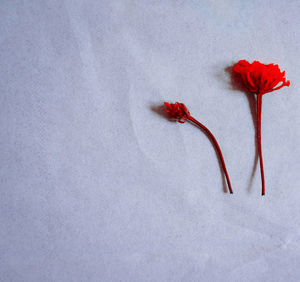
(1, 1, 300, 281)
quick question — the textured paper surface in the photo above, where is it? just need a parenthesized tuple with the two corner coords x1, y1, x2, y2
(1, 1, 300, 281)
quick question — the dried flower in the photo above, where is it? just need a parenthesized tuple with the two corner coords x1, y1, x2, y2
(164, 102, 233, 194)
(233, 60, 290, 95)
(233, 60, 290, 195)
(164, 102, 190, 123)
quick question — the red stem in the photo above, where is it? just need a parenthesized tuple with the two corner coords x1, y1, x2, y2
(257, 93, 265, 196)
(188, 116, 233, 194)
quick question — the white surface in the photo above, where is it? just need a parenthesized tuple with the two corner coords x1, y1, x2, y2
(1, 1, 300, 281)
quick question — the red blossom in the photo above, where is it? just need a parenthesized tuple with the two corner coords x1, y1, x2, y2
(164, 102, 190, 123)
(233, 60, 290, 195)
(163, 101, 233, 194)
(233, 60, 290, 95)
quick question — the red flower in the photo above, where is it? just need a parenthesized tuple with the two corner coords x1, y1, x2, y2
(164, 101, 233, 194)
(233, 60, 290, 195)
(233, 60, 290, 95)
(164, 102, 190, 123)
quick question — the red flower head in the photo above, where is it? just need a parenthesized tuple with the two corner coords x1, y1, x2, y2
(233, 60, 290, 95)
(164, 102, 190, 123)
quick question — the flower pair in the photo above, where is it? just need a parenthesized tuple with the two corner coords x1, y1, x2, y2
(164, 60, 290, 195)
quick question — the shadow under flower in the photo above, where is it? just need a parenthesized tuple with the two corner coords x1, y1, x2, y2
(150, 104, 175, 121)
(225, 66, 259, 193)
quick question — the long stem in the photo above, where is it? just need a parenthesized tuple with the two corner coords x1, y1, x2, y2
(188, 116, 233, 194)
(257, 93, 265, 195)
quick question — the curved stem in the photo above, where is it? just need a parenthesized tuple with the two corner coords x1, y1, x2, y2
(257, 93, 265, 195)
(188, 116, 233, 194)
